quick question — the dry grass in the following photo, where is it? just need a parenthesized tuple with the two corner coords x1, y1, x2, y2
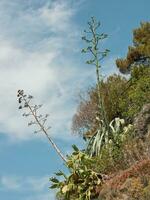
(97, 133, 150, 199)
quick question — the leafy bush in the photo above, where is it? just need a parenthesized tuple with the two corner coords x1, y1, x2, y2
(72, 75, 127, 136)
(50, 145, 103, 200)
(119, 66, 150, 122)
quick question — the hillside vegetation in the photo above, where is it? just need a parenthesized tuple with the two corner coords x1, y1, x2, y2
(17, 18, 150, 200)
(50, 19, 150, 200)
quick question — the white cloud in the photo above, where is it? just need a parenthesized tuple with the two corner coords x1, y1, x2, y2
(0, 0, 91, 142)
(1, 176, 21, 190)
(26, 176, 50, 192)
(0, 38, 95, 141)
(0, 0, 118, 142)
(0, 40, 58, 140)
(39, 1, 74, 32)
(0, 175, 56, 200)
(0, 175, 49, 192)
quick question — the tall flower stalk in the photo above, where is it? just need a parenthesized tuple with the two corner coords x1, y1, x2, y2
(17, 90, 67, 163)
(82, 17, 109, 128)
(82, 17, 110, 155)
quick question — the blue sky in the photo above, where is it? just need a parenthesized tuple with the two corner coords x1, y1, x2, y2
(0, 0, 149, 199)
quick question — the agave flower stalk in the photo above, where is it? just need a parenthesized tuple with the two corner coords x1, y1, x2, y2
(17, 90, 67, 163)
(82, 17, 110, 155)
(82, 17, 109, 131)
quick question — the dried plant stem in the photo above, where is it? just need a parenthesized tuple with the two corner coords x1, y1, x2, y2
(23, 96, 67, 163)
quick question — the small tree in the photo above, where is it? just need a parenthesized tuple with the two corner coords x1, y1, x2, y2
(116, 22, 150, 74)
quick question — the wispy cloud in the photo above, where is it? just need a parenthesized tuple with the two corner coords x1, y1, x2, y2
(0, 175, 56, 200)
(0, 0, 95, 141)
(0, 176, 21, 190)
(0, 175, 49, 192)
(0, 0, 118, 142)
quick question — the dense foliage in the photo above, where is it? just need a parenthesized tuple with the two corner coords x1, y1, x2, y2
(116, 22, 150, 74)
(72, 66, 150, 138)
(119, 66, 150, 122)
(72, 75, 127, 137)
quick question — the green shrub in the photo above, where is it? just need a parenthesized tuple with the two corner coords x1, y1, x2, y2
(50, 145, 103, 200)
(119, 66, 150, 122)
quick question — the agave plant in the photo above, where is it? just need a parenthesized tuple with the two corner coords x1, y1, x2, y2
(86, 117, 133, 157)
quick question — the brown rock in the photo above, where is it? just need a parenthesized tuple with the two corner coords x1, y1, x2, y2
(134, 103, 150, 138)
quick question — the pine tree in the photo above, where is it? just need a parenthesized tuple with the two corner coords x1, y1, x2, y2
(116, 22, 150, 74)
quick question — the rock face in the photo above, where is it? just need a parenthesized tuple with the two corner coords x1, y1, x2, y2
(134, 103, 150, 138)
